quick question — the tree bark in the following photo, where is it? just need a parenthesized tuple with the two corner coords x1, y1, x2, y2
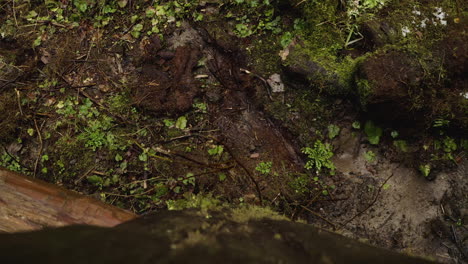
(0, 168, 136, 233)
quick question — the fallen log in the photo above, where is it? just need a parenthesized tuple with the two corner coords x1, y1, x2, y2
(0, 168, 136, 232)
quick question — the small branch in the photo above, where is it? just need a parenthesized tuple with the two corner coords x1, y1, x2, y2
(240, 68, 273, 101)
(130, 140, 173, 163)
(196, 134, 263, 203)
(301, 205, 336, 230)
(15, 88, 23, 116)
(0, 76, 20, 91)
(11, 0, 18, 27)
(294, 0, 307, 7)
(223, 143, 263, 204)
(341, 172, 394, 226)
(32, 119, 45, 178)
(74, 166, 97, 184)
(102, 187, 155, 198)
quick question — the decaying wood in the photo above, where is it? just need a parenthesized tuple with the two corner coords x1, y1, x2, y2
(0, 168, 136, 233)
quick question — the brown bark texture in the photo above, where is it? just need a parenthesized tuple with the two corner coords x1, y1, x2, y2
(0, 168, 136, 232)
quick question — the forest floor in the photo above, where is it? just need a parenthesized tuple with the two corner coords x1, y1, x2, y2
(0, 1, 467, 263)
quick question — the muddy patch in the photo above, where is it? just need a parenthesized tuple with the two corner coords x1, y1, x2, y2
(133, 45, 201, 114)
(310, 126, 468, 262)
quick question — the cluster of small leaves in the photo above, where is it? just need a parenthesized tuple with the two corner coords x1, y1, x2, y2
(327, 124, 340, 139)
(255, 161, 273, 175)
(229, 0, 282, 38)
(0, 151, 26, 173)
(346, 0, 388, 19)
(56, 97, 123, 152)
(302, 140, 336, 175)
(364, 120, 382, 145)
(364, 150, 376, 163)
(302, 140, 335, 175)
(289, 174, 309, 194)
(166, 193, 223, 215)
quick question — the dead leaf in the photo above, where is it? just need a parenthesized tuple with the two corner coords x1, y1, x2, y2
(40, 49, 52, 64)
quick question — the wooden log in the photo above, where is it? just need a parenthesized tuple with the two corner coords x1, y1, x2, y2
(0, 168, 136, 233)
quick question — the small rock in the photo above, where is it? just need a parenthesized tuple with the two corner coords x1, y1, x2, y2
(250, 153, 260, 159)
(267, 73, 284, 93)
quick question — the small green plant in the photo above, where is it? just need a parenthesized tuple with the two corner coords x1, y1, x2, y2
(131, 23, 144, 38)
(289, 174, 309, 194)
(87, 175, 104, 186)
(364, 121, 382, 145)
(0, 152, 25, 173)
(419, 164, 431, 177)
(178, 172, 196, 187)
(208, 145, 224, 156)
(364, 150, 376, 162)
(193, 102, 207, 113)
(255, 161, 273, 175)
(327, 124, 340, 139)
(302, 140, 335, 175)
(218, 173, 227, 182)
(163, 119, 174, 127)
(352, 121, 361, 129)
(433, 118, 450, 128)
(433, 136, 458, 161)
(175, 116, 187, 130)
(442, 137, 457, 153)
(393, 140, 408, 152)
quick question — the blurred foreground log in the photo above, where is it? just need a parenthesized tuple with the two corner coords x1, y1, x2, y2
(0, 168, 136, 232)
(0, 209, 436, 264)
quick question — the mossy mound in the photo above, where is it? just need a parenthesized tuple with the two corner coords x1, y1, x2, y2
(279, 0, 467, 132)
(0, 208, 435, 264)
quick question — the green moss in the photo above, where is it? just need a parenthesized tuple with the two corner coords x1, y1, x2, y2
(356, 78, 372, 107)
(246, 34, 283, 75)
(230, 205, 289, 223)
(166, 193, 224, 216)
(47, 135, 95, 182)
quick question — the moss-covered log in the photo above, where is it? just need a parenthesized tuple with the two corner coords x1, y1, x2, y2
(0, 208, 437, 264)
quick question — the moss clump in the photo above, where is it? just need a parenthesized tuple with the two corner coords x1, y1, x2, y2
(231, 205, 289, 223)
(47, 135, 95, 183)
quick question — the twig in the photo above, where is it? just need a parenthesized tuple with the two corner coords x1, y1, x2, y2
(341, 172, 394, 226)
(451, 224, 468, 259)
(294, 0, 307, 7)
(293, 191, 321, 220)
(74, 165, 97, 184)
(173, 166, 234, 184)
(33, 119, 45, 178)
(196, 134, 263, 203)
(130, 140, 173, 162)
(15, 88, 23, 116)
(0, 76, 20, 91)
(11, 0, 18, 27)
(55, 70, 129, 124)
(102, 187, 155, 198)
(35, 20, 68, 28)
(240, 68, 273, 101)
(223, 143, 263, 204)
(301, 205, 336, 230)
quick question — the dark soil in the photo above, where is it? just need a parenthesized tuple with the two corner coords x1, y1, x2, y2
(0, 1, 467, 263)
